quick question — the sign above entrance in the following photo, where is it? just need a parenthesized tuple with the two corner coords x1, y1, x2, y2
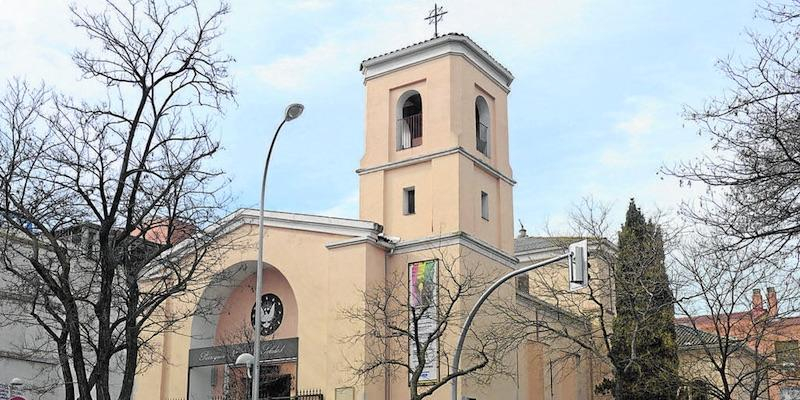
(188, 337, 298, 368)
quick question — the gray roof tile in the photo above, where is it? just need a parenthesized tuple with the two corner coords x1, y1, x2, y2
(675, 324, 723, 348)
(514, 236, 583, 254)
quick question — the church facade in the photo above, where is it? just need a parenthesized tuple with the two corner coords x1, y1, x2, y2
(133, 34, 602, 400)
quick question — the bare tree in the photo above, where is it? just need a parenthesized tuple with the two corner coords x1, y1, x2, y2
(665, 0, 800, 258)
(673, 235, 800, 400)
(659, 2, 800, 396)
(0, 1, 234, 399)
(518, 200, 617, 379)
(341, 249, 527, 400)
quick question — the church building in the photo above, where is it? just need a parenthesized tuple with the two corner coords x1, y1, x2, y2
(133, 33, 601, 400)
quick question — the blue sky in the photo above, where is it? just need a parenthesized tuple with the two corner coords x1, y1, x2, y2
(0, 1, 766, 235)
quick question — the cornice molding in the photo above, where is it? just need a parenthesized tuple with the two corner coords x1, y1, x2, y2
(356, 147, 516, 185)
(325, 235, 395, 250)
(235, 209, 382, 238)
(515, 292, 587, 326)
(391, 231, 517, 269)
(149, 209, 384, 271)
(361, 35, 514, 92)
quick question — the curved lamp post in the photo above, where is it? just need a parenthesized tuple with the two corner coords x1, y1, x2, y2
(450, 239, 588, 400)
(252, 103, 304, 400)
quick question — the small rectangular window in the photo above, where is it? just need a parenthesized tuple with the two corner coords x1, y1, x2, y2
(776, 340, 800, 366)
(404, 187, 416, 215)
(481, 191, 489, 220)
(516, 275, 529, 294)
(335, 387, 355, 400)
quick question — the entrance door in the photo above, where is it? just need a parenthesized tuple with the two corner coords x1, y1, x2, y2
(259, 365, 292, 398)
(225, 364, 294, 399)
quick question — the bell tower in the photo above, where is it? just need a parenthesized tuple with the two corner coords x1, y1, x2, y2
(357, 34, 516, 254)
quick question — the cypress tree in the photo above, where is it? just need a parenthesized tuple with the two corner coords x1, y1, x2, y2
(605, 199, 679, 399)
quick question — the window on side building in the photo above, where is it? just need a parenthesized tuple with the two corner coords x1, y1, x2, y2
(404, 187, 416, 215)
(480, 191, 489, 220)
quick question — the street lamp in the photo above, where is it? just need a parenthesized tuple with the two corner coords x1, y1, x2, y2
(252, 103, 304, 400)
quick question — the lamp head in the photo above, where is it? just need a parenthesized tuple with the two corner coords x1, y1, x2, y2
(235, 353, 255, 379)
(284, 103, 304, 121)
(235, 353, 254, 367)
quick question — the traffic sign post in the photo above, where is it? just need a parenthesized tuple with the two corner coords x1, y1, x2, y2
(568, 239, 589, 290)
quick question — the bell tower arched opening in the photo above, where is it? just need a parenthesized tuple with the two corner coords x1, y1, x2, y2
(475, 95, 490, 156)
(396, 91, 423, 150)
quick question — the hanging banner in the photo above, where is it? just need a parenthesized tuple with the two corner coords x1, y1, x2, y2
(408, 259, 439, 384)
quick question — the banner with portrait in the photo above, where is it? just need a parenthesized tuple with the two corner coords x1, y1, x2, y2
(408, 259, 439, 384)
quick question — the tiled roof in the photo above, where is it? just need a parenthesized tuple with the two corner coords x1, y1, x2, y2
(675, 324, 722, 348)
(514, 236, 583, 254)
(359, 33, 512, 78)
(674, 311, 758, 328)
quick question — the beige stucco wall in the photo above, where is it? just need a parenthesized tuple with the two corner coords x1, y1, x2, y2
(376, 244, 596, 400)
(517, 340, 595, 400)
(215, 267, 300, 343)
(133, 222, 389, 400)
(359, 53, 514, 254)
(377, 245, 504, 400)
(518, 249, 616, 400)
(134, 228, 599, 400)
(523, 252, 615, 318)
(679, 347, 764, 400)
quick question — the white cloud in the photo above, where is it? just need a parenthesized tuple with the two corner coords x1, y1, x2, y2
(615, 111, 655, 136)
(598, 148, 631, 168)
(248, 0, 594, 92)
(285, 0, 334, 12)
(614, 97, 663, 137)
(449, 0, 591, 53)
(596, 96, 675, 169)
(0, 0, 161, 100)
(0, 3, 77, 83)
(316, 190, 359, 218)
(537, 212, 572, 236)
(252, 41, 343, 91)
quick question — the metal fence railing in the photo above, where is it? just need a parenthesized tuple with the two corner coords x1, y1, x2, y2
(167, 389, 323, 400)
(397, 113, 423, 149)
(272, 389, 324, 400)
(476, 122, 488, 155)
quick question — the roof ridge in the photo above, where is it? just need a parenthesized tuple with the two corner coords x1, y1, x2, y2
(238, 207, 377, 225)
(360, 33, 465, 65)
(359, 33, 512, 78)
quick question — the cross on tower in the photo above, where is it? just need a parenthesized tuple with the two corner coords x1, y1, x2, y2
(425, 3, 448, 38)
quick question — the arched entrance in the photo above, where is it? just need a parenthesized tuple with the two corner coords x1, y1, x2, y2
(187, 261, 299, 400)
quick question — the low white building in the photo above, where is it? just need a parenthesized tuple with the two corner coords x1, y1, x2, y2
(0, 287, 64, 399)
